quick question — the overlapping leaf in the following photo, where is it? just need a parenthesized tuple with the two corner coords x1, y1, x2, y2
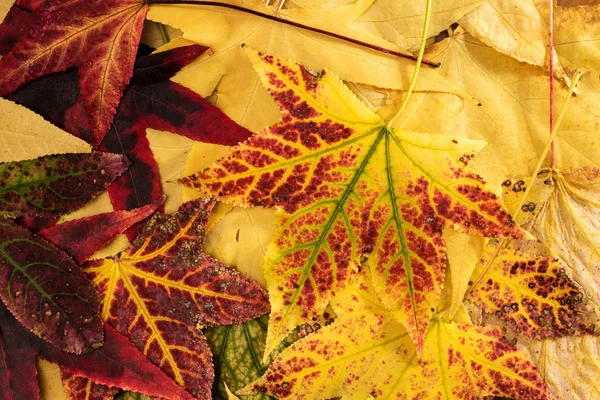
(83, 198, 270, 399)
(38, 197, 164, 263)
(0, 152, 126, 218)
(0, 302, 193, 400)
(148, 0, 471, 132)
(0, 0, 148, 145)
(5, 43, 253, 234)
(0, 217, 103, 354)
(60, 370, 119, 400)
(240, 270, 549, 399)
(181, 48, 524, 357)
(467, 247, 589, 339)
(288, 0, 483, 50)
(503, 168, 600, 313)
(0, 98, 90, 164)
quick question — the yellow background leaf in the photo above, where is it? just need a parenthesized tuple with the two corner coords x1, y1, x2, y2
(0, 99, 91, 163)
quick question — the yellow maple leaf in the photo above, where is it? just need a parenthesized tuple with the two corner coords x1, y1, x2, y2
(239, 269, 550, 399)
(148, 0, 471, 131)
(287, 0, 483, 51)
(181, 47, 524, 358)
(419, 28, 600, 182)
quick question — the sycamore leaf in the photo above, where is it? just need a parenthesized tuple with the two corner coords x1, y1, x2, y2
(60, 370, 119, 400)
(503, 168, 600, 313)
(554, 4, 600, 92)
(0, 217, 103, 354)
(240, 270, 549, 399)
(458, 0, 555, 68)
(181, 48, 524, 357)
(467, 247, 589, 339)
(0, 98, 90, 163)
(421, 29, 600, 182)
(0, 302, 193, 400)
(0, 0, 148, 145)
(38, 197, 164, 263)
(0, 152, 126, 218)
(205, 315, 274, 400)
(523, 335, 600, 400)
(148, 0, 472, 132)
(82, 198, 270, 399)
(298, 0, 484, 51)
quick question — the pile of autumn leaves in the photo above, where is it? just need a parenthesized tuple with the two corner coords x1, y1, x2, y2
(1, 0, 600, 399)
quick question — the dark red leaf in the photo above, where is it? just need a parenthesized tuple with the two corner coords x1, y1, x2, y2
(38, 197, 164, 263)
(14, 0, 45, 11)
(0, 0, 148, 145)
(0, 152, 126, 218)
(0, 5, 37, 55)
(99, 45, 252, 226)
(0, 217, 103, 354)
(0, 302, 194, 400)
(0, 307, 39, 400)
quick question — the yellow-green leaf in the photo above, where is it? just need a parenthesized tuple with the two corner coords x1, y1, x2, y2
(240, 270, 550, 399)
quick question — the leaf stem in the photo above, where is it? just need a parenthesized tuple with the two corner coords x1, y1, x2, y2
(464, 69, 584, 299)
(384, 0, 433, 129)
(146, 0, 440, 67)
(549, 0, 556, 169)
(156, 22, 170, 44)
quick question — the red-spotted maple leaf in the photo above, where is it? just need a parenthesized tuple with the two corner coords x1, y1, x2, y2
(60, 371, 119, 400)
(180, 48, 525, 357)
(0, 0, 148, 145)
(0, 302, 193, 400)
(82, 198, 270, 399)
(6, 44, 253, 238)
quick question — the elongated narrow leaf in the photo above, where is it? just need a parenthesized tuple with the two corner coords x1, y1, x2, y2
(0, 0, 148, 144)
(0, 302, 194, 400)
(0, 152, 126, 218)
(181, 48, 524, 356)
(83, 198, 270, 399)
(38, 197, 164, 263)
(241, 271, 549, 400)
(60, 370, 119, 400)
(0, 217, 103, 354)
(467, 247, 590, 339)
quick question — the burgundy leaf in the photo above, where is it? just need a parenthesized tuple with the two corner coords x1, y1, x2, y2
(0, 217, 103, 354)
(14, 0, 45, 11)
(0, 152, 126, 218)
(60, 370, 119, 400)
(38, 197, 164, 263)
(0, 303, 193, 400)
(0, 5, 37, 55)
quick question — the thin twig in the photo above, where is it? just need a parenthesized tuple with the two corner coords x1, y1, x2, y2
(147, 0, 440, 67)
(465, 69, 584, 297)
